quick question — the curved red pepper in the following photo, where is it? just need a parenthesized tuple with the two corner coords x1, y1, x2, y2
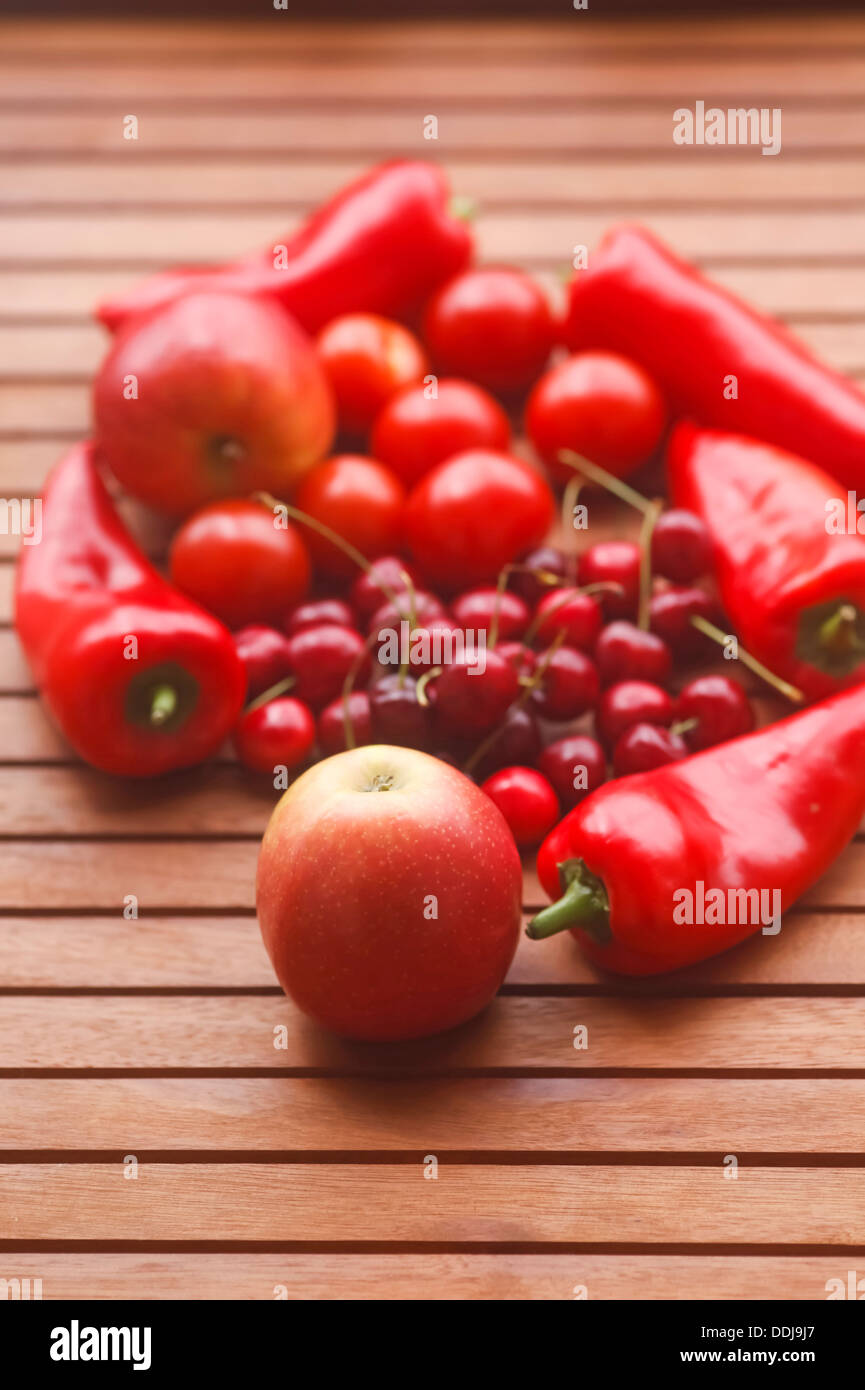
(97, 160, 474, 335)
(15, 444, 246, 776)
(528, 683, 865, 975)
(668, 423, 865, 700)
(565, 223, 865, 492)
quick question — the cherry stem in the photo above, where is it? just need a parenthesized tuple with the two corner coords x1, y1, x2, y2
(462, 630, 566, 777)
(396, 567, 417, 691)
(244, 674, 296, 714)
(340, 629, 380, 751)
(253, 492, 411, 623)
(637, 497, 663, 632)
(670, 716, 699, 737)
(416, 667, 442, 708)
(149, 684, 177, 727)
(557, 449, 652, 516)
(522, 582, 622, 648)
(689, 614, 805, 705)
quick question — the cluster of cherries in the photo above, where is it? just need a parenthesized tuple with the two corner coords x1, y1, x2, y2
(227, 501, 754, 850)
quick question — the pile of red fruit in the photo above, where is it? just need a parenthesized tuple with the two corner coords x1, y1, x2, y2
(153, 270, 755, 851)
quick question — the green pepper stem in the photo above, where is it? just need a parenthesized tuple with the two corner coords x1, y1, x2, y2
(149, 684, 178, 727)
(526, 868, 610, 941)
(450, 195, 478, 222)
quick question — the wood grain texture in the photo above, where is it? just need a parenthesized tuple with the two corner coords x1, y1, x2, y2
(3, 11, 865, 1300)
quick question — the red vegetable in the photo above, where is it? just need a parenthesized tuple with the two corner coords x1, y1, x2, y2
(293, 454, 406, 580)
(257, 745, 523, 1040)
(423, 266, 555, 393)
(170, 499, 310, 629)
(565, 222, 865, 492)
(371, 377, 511, 488)
(669, 423, 865, 699)
(97, 161, 473, 336)
(15, 444, 245, 776)
(528, 683, 865, 975)
(405, 448, 555, 590)
(317, 313, 428, 436)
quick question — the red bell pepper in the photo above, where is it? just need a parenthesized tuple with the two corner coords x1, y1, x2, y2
(527, 682, 865, 975)
(97, 160, 474, 335)
(668, 423, 865, 700)
(15, 444, 246, 776)
(565, 223, 865, 492)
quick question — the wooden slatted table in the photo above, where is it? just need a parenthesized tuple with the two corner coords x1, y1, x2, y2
(1, 13, 864, 1301)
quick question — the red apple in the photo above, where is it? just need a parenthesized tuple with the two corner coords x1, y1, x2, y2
(256, 744, 523, 1040)
(93, 291, 335, 516)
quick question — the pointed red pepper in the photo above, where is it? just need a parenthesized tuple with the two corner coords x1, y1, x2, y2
(527, 683, 865, 975)
(96, 161, 474, 335)
(564, 223, 865, 492)
(15, 444, 246, 776)
(668, 422, 865, 700)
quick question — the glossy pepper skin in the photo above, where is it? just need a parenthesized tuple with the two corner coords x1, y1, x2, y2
(15, 444, 246, 776)
(669, 423, 865, 700)
(528, 684, 865, 975)
(565, 223, 865, 492)
(96, 161, 474, 334)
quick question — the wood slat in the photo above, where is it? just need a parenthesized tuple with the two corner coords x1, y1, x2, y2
(3, 210, 865, 265)
(3, 58, 865, 102)
(0, 1251, 846, 1300)
(3, 157, 864, 209)
(4, 909, 865, 992)
(1, 109, 862, 156)
(2, 1076, 863, 1152)
(0, 1163, 861, 1244)
(1, 994, 862, 1072)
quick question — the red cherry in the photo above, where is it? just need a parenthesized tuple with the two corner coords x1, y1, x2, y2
(465, 704, 543, 780)
(612, 722, 689, 777)
(284, 597, 355, 635)
(381, 616, 466, 676)
(480, 766, 560, 848)
(531, 588, 603, 652)
(596, 680, 674, 747)
(366, 588, 446, 636)
(595, 620, 672, 686)
(531, 646, 600, 720)
(451, 587, 530, 641)
(369, 674, 431, 749)
(676, 675, 754, 751)
(649, 586, 716, 656)
(316, 691, 372, 756)
(284, 623, 370, 710)
(233, 697, 315, 774)
(434, 651, 519, 734)
(576, 541, 640, 619)
(496, 641, 537, 678)
(651, 509, 712, 585)
(537, 735, 607, 811)
(349, 555, 422, 624)
(509, 545, 571, 606)
(232, 624, 293, 699)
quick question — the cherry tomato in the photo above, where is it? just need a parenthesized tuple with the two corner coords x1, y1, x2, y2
(232, 625, 293, 699)
(169, 499, 310, 629)
(293, 454, 406, 580)
(233, 697, 315, 774)
(423, 267, 555, 394)
(371, 378, 511, 487)
(480, 766, 560, 848)
(526, 350, 667, 483)
(405, 449, 555, 590)
(316, 313, 428, 436)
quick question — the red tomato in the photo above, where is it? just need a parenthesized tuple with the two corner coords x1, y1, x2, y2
(526, 350, 667, 483)
(233, 697, 315, 774)
(293, 455, 406, 580)
(169, 499, 310, 629)
(423, 267, 555, 393)
(405, 449, 555, 590)
(316, 313, 428, 436)
(370, 377, 511, 487)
